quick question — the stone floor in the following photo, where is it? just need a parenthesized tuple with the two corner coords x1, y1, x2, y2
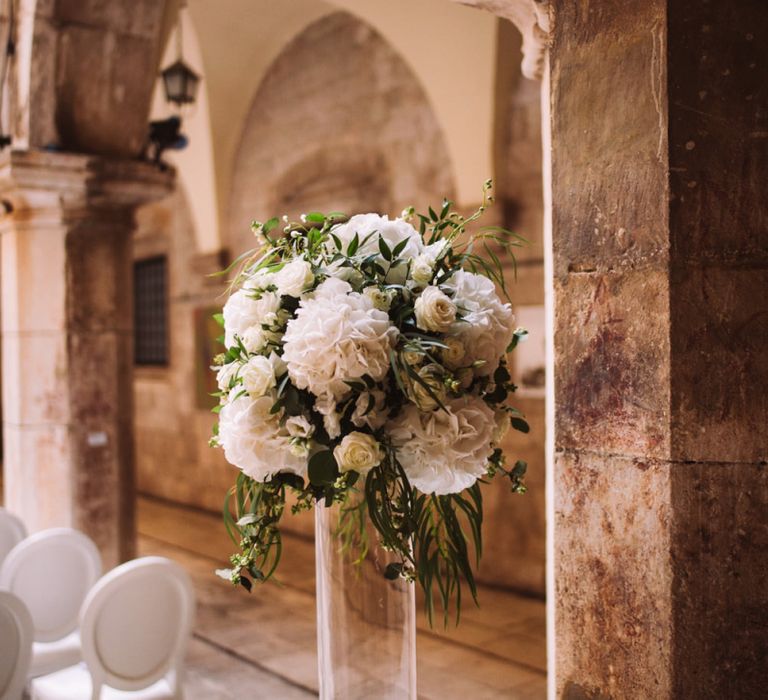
(137, 495, 547, 699)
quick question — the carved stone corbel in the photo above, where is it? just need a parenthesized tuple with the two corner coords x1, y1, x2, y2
(454, 0, 550, 80)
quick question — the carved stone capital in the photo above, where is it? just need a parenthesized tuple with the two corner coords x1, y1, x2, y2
(0, 149, 174, 217)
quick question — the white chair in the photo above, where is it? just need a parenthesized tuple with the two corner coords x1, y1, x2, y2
(30, 556, 195, 700)
(0, 591, 34, 700)
(0, 528, 102, 679)
(0, 507, 26, 566)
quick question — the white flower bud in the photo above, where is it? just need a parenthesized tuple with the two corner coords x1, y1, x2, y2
(410, 254, 435, 286)
(363, 286, 394, 311)
(285, 415, 315, 439)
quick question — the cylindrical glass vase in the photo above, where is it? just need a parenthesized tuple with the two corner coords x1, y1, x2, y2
(315, 502, 417, 699)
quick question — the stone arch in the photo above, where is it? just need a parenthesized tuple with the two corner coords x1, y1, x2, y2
(226, 10, 457, 256)
(268, 145, 393, 217)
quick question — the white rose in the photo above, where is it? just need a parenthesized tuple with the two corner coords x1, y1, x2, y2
(241, 355, 276, 397)
(363, 286, 395, 311)
(240, 326, 266, 354)
(405, 363, 445, 412)
(401, 348, 424, 366)
(285, 414, 315, 439)
(410, 253, 435, 286)
(441, 337, 466, 369)
(222, 287, 281, 350)
(414, 286, 456, 332)
(388, 395, 495, 495)
(274, 259, 314, 297)
(282, 278, 398, 402)
(218, 394, 306, 481)
(216, 362, 239, 391)
(333, 432, 384, 474)
(444, 270, 515, 377)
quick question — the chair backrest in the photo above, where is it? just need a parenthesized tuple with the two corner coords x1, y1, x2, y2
(0, 508, 26, 567)
(0, 528, 102, 643)
(0, 591, 33, 700)
(80, 556, 195, 694)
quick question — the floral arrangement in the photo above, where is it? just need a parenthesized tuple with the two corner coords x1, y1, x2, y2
(212, 182, 529, 622)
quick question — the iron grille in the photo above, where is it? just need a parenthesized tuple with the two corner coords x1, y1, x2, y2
(134, 256, 168, 365)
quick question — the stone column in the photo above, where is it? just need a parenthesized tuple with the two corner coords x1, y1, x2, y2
(551, 0, 768, 698)
(0, 150, 172, 568)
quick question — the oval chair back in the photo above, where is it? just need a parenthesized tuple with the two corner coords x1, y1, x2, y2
(0, 508, 26, 567)
(80, 556, 195, 696)
(0, 528, 101, 643)
(0, 591, 33, 700)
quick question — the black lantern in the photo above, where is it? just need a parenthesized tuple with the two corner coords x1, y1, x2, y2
(160, 1, 200, 108)
(161, 59, 200, 107)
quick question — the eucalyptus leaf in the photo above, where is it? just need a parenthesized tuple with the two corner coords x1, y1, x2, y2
(308, 450, 339, 486)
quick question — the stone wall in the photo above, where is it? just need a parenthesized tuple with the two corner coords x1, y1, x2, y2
(551, 0, 768, 696)
(133, 190, 232, 511)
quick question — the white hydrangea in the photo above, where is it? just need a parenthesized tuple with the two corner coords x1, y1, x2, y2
(388, 395, 496, 495)
(282, 278, 398, 403)
(218, 393, 306, 481)
(444, 270, 515, 377)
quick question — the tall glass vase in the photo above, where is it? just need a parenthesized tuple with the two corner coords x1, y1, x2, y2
(315, 502, 417, 699)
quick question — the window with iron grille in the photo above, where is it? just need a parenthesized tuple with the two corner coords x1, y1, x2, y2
(134, 256, 168, 366)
